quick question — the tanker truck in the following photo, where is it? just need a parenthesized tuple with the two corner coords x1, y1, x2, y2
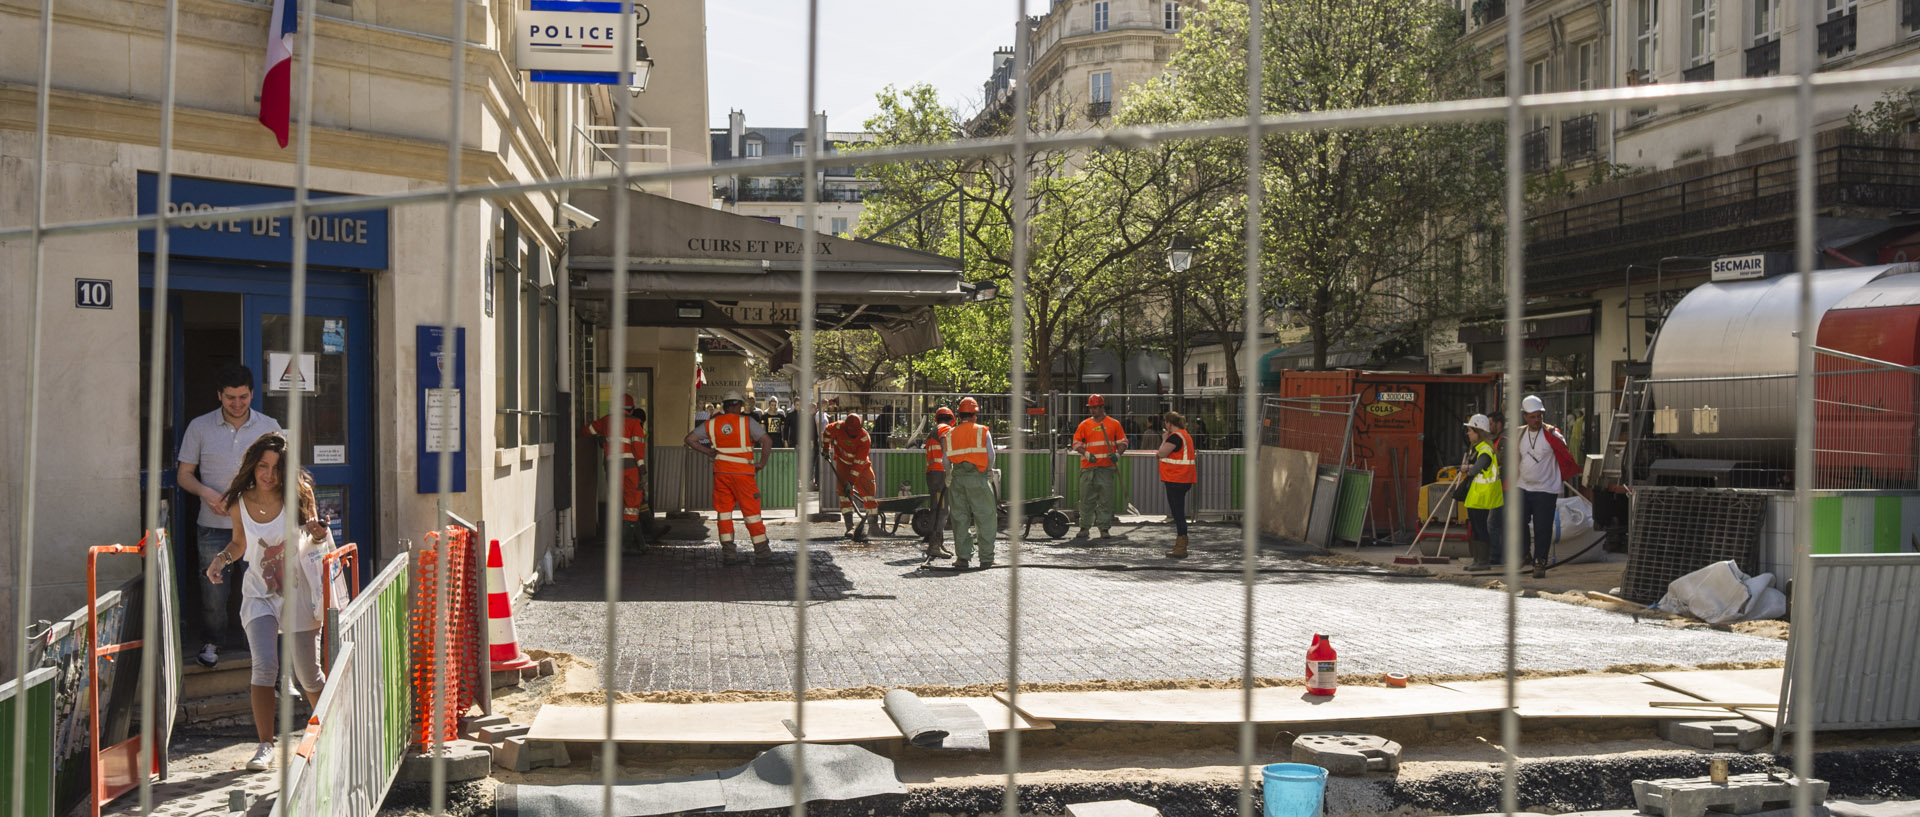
(1639, 262, 1920, 489)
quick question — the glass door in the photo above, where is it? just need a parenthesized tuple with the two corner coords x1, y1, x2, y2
(245, 294, 373, 557)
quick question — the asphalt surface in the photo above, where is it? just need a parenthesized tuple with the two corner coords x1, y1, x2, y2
(516, 517, 1786, 693)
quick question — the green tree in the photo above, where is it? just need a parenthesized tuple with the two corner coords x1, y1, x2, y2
(1130, 0, 1502, 370)
(857, 84, 1232, 393)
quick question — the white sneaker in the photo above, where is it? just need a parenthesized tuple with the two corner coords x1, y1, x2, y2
(196, 643, 218, 668)
(246, 741, 275, 771)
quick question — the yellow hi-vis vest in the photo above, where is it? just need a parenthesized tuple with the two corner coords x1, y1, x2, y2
(1464, 440, 1503, 510)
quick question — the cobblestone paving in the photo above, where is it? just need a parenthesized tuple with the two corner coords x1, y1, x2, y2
(516, 519, 1785, 692)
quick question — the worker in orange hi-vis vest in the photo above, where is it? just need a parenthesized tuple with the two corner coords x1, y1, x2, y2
(684, 390, 777, 564)
(921, 406, 956, 560)
(585, 393, 648, 550)
(943, 397, 998, 570)
(828, 414, 883, 541)
(1071, 394, 1128, 541)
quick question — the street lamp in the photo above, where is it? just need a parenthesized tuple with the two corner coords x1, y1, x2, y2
(626, 41, 654, 95)
(1165, 233, 1196, 397)
(1165, 233, 1195, 273)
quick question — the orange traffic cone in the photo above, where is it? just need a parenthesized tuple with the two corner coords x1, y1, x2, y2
(486, 539, 537, 672)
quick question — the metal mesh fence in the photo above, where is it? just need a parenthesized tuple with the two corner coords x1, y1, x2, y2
(1622, 487, 1771, 605)
(818, 390, 1250, 452)
(1630, 351, 1920, 490)
(4, 0, 1889, 812)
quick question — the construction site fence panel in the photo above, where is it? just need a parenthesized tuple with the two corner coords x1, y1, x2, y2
(652, 446, 1248, 518)
(816, 391, 1251, 452)
(273, 553, 412, 817)
(1631, 353, 1920, 491)
(0, 666, 56, 817)
(1781, 553, 1920, 737)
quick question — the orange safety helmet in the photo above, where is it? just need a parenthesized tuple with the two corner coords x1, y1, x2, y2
(957, 396, 980, 414)
(934, 406, 955, 422)
(844, 413, 864, 429)
(623, 393, 635, 409)
(1086, 394, 1106, 408)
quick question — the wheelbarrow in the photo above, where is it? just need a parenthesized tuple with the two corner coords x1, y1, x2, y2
(910, 494, 1071, 540)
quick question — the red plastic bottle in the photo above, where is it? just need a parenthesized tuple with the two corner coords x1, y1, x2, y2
(1306, 634, 1338, 696)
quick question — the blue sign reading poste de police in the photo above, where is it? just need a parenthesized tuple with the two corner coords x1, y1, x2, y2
(137, 173, 390, 269)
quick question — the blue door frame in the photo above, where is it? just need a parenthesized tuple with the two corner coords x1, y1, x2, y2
(141, 260, 376, 577)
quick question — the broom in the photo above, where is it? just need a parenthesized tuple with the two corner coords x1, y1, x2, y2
(1394, 472, 1463, 565)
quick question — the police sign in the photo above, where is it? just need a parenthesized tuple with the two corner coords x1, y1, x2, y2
(516, 1, 648, 82)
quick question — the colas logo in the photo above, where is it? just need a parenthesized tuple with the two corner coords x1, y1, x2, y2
(1365, 402, 1402, 417)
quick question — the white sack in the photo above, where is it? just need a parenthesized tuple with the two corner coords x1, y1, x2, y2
(1654, 559, 1756, 624)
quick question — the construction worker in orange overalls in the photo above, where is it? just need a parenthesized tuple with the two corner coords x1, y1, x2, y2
(585, 393, 648, 549)
(921, 406, 956, 560)
(827, 413, 883, 541)
(684, 390, 777, 564)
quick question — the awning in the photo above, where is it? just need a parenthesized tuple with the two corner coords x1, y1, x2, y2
(565, 187, 969, 356)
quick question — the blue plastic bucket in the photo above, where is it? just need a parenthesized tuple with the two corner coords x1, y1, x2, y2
(1261, 762, 1329, 817)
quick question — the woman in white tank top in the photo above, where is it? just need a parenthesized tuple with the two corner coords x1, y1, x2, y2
(202, 432, 332, 771)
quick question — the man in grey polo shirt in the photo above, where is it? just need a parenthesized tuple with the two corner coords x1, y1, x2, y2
(178, 364, 282, 667)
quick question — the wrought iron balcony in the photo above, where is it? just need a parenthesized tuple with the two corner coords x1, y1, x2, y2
(1746, 38, 1781, 77)
(1523, 125, 1551, 173)
(1819, 10, 1858, 57)
(1525, 132, 1920, 290)
(1683, 61, 1715, 83)
(1905, 0, 1920, 30)
(1086, 100, 1112, 119)
(1560, 113, 1598, 161)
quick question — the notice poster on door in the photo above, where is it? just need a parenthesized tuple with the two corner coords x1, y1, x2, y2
(416, 325, 467, 493)
(268, 351, 318, 392)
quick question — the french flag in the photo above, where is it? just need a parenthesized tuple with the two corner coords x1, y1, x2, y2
(258, 0, 296, 147)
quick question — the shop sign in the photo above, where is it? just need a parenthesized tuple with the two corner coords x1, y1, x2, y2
(137, 173, 389, 269)
(713, 301, 801, 325)
(1456, 312, 1592, 345)
(1710, 252, 1790, 282)
(1365, 402, 1402, 417)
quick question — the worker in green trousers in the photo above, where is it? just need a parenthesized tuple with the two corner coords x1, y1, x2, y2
(943, 397, 998, 569)
(1072, 395, 1128, 540)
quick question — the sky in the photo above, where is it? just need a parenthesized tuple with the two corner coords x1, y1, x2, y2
(704, 1, 1018, 131)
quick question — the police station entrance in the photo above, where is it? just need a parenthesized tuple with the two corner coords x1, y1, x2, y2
(137, 174, 386, 652)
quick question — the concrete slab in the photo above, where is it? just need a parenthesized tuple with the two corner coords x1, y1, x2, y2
(1000, 684, 1498, 725)
(1066, 800, 1164, 817)
(1641, 668, 1784, 727)
(397, 739, 493, 783)
(1431, 673, 1736, 719)
(1633, 773, 1827, 817)
(1657, 718, 1771, 751)
(526, 697, 1050, 744)
(478, 722, 532, 743)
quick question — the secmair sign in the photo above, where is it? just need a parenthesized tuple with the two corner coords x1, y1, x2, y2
(518, 5, 636, 74)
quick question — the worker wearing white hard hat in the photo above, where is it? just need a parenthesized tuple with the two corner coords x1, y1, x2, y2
(1459, 414, 1503, 571)
(1514, 394, 1578, 579)
(685, 390, 778, 564)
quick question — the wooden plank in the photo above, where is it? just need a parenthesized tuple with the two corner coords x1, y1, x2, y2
(999, 684, 1498, 725)
(527, 697, 1050, 744)
(1640, 668, 1783, 727)
(1430, 674, 1734, 719)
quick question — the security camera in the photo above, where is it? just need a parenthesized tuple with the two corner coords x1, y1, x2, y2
(558, 202, 599, 231)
